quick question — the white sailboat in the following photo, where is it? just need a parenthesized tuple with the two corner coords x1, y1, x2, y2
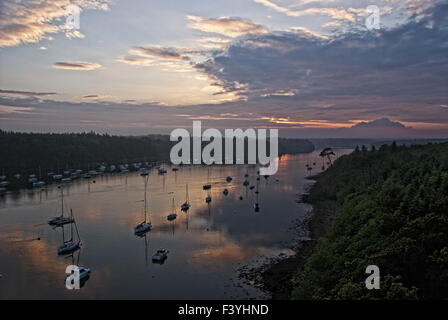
(134, 175, 152, 235)
(57, 209, 81, 255)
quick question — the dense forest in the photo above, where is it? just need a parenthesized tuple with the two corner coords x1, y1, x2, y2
(0, 130, 313, 179)
(293, 142, 448, 299)
(0, 131, 173, 175)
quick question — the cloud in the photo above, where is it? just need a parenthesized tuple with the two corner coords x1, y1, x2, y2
(0, 89, 57, 98)
(0, 105, 35, 114)
(81, 94, 108, 99)
(0, 0, 111, 47)
(196, 37, 232, 50)
(118, 46, 203, 73)
(116, 57, 154, 67)
(253, 0, 362, 21)
(187, 15, 269, 37)
(129, 46, 190, 61)
(192, 1, 448, 126)
(53, 61, 102, 70)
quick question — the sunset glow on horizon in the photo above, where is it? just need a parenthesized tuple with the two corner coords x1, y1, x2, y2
(1, 0, 447, 137)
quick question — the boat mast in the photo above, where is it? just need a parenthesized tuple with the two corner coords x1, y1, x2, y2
(61, 186, 64, 218)
(144, 175, 149, 222)
(69, 210, 74, 243)
(72, 209, 81, 242)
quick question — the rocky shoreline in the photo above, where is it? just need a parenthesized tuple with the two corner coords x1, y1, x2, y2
(241, 177, 339, 300)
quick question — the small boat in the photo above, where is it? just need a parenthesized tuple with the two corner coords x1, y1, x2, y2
(49, 216, 74, 226)
(0, 187, 6, 195)
(58, 240, 80, 255)
(264, 175, 269, 179)
(226, 176, 232, 182)
(48, 187, 74, 226)
(181, 203, 190, 211)
(254, 203, 260, 212)
(244, 174, 249, 178)
(249, 186, 255, 190)
(61, 177, 72, 183)
(243, 180, 249, 186)
(205, 196, 211, 203)
(239, 196, 243, 200)
(83, 174, 92, 179)
(223, 189, 229, 195)
(134, 221, 151, 234)
(167, 198, 177, 221)
(172, 168, 179, 172)
(140, 169, 149, 177)
(0, 181, 9, 187)
(158, 168, 167, 174)
(202, 184, 211, 190)
(53, 174, 63, 180)
(180, 184, 191, 212)
(32, 181, 45, 188)
(0, 175, 6, 180)
(152, 249, 168, 262)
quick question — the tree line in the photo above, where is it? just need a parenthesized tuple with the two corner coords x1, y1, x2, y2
(293, 142, 448, 299)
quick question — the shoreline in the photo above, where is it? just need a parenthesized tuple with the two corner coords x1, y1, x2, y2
(259, 179, 339, 300)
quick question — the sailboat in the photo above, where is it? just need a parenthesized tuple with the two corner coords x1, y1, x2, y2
(203, 168, 211, 190)
(48, 186, 74, 226)
(134, 175, 152, 235)
(181, 184, 191, 211)
(167, 197, 177, 221)
(57, 209, 81, 255)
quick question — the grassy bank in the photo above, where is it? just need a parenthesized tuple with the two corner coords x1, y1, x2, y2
(292, 142, 448, 299)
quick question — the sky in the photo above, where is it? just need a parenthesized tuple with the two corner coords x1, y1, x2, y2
(0, 0, 447, 138)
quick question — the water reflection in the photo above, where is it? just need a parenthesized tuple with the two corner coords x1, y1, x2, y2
(0, 150, 352, 299)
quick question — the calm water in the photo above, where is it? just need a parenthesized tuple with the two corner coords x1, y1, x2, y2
(0, 150, 351, 299)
